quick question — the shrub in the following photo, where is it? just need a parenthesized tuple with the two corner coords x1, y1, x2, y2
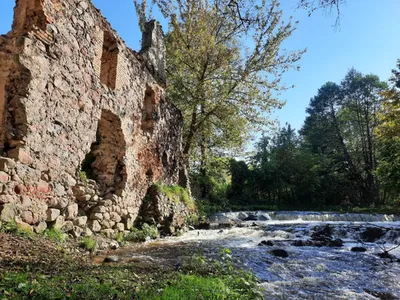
(126, 223, 159, 242)
(79, 237, 97, 252)
(42, 228, 68, 243)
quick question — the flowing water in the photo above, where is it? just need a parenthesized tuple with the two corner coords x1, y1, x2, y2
(107, 211, 400, 299)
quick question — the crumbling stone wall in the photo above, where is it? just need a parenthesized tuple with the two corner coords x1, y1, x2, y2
(0, 0, 188, 236)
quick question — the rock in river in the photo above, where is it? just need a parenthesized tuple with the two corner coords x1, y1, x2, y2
(271, 249, 289, 258)
(103, 256, 120, 263)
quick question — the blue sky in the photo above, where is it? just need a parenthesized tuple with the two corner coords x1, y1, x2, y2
(1, 0, 399, 132)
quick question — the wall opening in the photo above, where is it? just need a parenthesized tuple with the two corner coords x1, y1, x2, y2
(100, 31, 119, 90)
(141, 85, 157, 133)
(12, 0, 47, 33)
(0, 65, 28, 158)
(81, 110, 127, 194)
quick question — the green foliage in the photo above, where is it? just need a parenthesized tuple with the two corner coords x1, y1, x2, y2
(0, 220, 34, 239)
(204, 67, 399, 210)
(375, 59, 400, 200)
(190, 156, 231, 207)
(137, 0, 303, 169)
(0, 220, 18, 233)
(154, 183, 196, 211)
(138, 249, 261, 300)
(126, 223, 159, 242)
(0, 272, 134, 299)
(79, 237, 97, 252)
(137, 273, 259, 300)
(79, 171, 88, 183)
(42, 228, 68, 243)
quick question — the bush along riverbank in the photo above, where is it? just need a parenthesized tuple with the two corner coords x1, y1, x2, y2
(0, 220, 261, 299)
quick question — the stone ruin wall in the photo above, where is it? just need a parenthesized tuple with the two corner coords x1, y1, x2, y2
(0, 0, 188, 236)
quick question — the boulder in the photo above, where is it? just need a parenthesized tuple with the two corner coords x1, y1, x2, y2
(46, 208, 60, 222)
(51, 215, 65, 230)
(89, 220, 101, 232)
(271, 249, 289, 258)
(34, 221, 47, 234)
(311, 224, 333, 241)
(243, 214, 258, 221)
(329, 238, 344, 247)
(360, 227, 386, 242)
(74, 216, 88, 227)
(258, 240, 274, 246)
(103, 256, 120, 263)
(351, 247, 367, 252)
(0, 204, 16, 222)
(65, 203, 78, 220)
(292, 240, 313, 247)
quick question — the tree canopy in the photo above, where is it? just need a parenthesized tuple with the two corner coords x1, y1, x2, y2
(135, 0, 304, 169)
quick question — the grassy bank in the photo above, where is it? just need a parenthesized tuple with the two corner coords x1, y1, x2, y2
(0, 228, 261, 299)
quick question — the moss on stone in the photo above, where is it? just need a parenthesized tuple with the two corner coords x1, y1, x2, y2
(153, 183, 196, 211)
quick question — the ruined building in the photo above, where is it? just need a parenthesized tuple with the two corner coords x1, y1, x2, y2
(0, 0, 191, 235)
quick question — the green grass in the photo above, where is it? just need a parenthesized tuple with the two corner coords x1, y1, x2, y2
(0, 228, 261, 300)
(0, 220, 34, 239)
(42, 228, 68, 243)
(126, 223, 159, 242)
(79, 236, 97, 252)
(137, 274, 259, 300)
(0, 271, 135, 299)
(138, 250, 261, 300)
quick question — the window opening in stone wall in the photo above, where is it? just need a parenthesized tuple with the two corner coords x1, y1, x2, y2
(13, 0, 47, 33)
(0, 69, 28, 158)
(141, 85, 157, 133)
(100, 31, 119, 90)
(80, 110, 127, 194)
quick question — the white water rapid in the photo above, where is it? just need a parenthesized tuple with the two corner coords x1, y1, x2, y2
(113, 211, 400, 299)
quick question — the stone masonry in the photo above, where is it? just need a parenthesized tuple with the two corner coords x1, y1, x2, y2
(0, 0, 188, 235)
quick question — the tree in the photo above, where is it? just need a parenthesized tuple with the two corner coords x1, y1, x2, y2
(297, 0, 346, 27)
(134, 0, 304, 170)
(301, 70, 387, 206)
(375, 59, 400, 201)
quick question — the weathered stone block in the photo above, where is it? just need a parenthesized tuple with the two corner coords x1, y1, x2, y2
(51, 215, 65, 230)
(0, 204, 16, 222)
(71, 226, 83, 238)
(89, 220, 101, 232)
(65, 203, 78, 220)
(101, 229, 114, 238)
(115, 222, 125, 232)
(92, 206, 106, 213)
(0, 171, 9, 183)
(74, 216, 88, 227)
(0, 157, 16, 172)
(21, 210, 34, 224)
(34, 221, 47, 233)
(89, 212, 103, 220)
(110, 212, 121, 223)
(63, 220, 74, 232)
(20, 195, 32, 208)
(46, 208, 60, 222)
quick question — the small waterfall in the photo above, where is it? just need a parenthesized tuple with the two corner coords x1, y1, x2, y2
(210, 211, 400, 223)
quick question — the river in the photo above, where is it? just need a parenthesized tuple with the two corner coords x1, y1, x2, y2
(106, 211, 400, 299)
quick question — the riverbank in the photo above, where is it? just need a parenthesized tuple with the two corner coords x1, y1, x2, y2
(0, 225, 261, 299)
